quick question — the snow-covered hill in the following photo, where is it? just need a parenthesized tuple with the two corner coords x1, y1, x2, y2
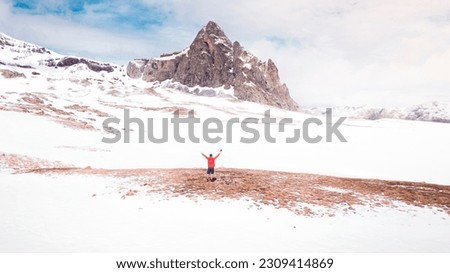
(0, 32, 116, 73)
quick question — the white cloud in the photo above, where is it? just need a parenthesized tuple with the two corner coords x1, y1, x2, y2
(1, 0, 450, 107)
(0, 0, 196, 63)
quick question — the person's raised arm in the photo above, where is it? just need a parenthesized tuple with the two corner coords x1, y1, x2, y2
(214, 149, 222, 159)
(201, 152, 208, 159)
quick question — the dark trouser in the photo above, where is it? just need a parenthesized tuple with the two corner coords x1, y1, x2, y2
(207, 167, 214, 174)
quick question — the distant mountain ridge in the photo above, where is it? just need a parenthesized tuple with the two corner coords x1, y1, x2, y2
(305, 101, 450, 123)
(127, 21, 299, 111)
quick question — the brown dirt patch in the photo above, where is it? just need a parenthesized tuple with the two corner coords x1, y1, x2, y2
(65, 104, 109, 117)
(0, 92, 104, 130)
(0, 153, 73, 173)
(3, 153, 448, 216)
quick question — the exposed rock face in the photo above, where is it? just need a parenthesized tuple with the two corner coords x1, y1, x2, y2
(55, 57, 114, 73)
(0, 69, 26, 79)
(127, 21, 299, 111)
(0, 35, 13, 47)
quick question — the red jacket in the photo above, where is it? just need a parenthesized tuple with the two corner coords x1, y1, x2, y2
(207, 157, 216, 167)
(202, 152, 221, 168)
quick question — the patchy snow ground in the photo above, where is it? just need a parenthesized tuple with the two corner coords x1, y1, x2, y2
(0, 171, 449, 252)
(1, 83, 449, 252)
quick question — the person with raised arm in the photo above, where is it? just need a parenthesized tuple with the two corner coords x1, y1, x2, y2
(201, 149, 222, 182)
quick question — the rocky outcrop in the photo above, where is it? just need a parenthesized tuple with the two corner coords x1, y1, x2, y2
(127, 21, 299, 111)
(55, 57, 114, 73)
(0, 33, 14, 47)
(0, 32, 50, 53)
(0, 69, 26, 79)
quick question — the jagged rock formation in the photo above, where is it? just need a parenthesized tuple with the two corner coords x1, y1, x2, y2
(127, 21, 299, 111)
(52, 57, 114, 72)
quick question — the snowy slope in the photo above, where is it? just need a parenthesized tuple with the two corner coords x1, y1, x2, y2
(0, 32, 116, 72)
(1, 171, 448, 252)
(0, 32, 61, 67)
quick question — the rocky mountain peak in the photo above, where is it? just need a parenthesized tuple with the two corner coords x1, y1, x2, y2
(196, 21, 232, 48)
(127, 22, 299, 111)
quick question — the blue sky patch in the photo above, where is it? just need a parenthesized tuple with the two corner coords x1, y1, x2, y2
(11, 0, 167, 31)
(267, 36, 303, 48)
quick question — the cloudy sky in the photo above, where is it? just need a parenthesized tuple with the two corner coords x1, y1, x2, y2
(1, 0, 450, 107)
